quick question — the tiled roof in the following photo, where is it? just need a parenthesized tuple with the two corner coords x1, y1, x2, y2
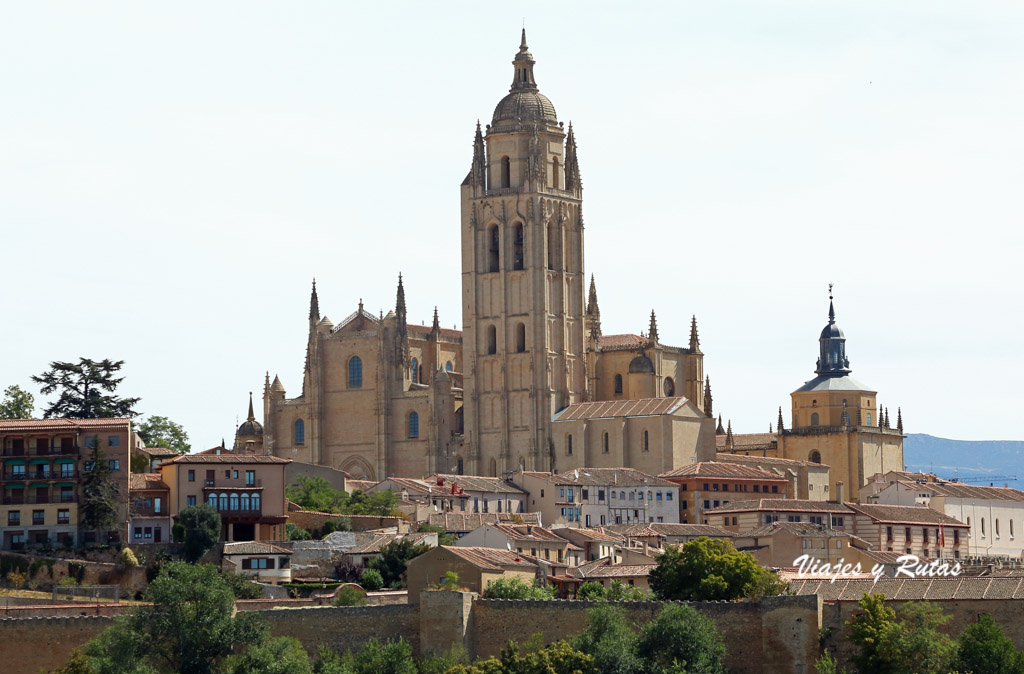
(162, 453, 290, 465)
(788, 577, 1024, 600)
(553, 398, 689, 421)
(427, 512, 542, 531)
(138, 445, 180, 458)
(717, 453, 824, 469)
(742, 521, 866, 542)
(198, 446, 236, 455)
(715, 433, 778, 450)
(554, 528, 622, 543)
(845, 503, 969, 526)
(223, 541, 292, 555)
(0, 418, 132, 431)
(442, 545, 538, 571)
(858, 550, 934, 566)
(407, 324, 463, 340)
(904, 481, 1024, 502)
(486, 523, 566, 543)
(521, 467, 674, 487)
(705, 499, 852, 514)
(129, 473, 169, 491)
(604, 523, 736, 538)
(427, 474, 527, 495)
(571, 560, 656, 579)
(346, 480, 377, 493)
(597, 334, 648, 351)
(660, 462, 788, 481)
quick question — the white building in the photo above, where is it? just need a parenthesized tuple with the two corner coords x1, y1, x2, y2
(456, 522, 582, 567)
(222, 541, 293, 584)
(512, 467, 680, 527)
(868, 480, 1024, 559)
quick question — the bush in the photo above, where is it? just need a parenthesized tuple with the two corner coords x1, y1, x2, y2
(815, 649, 848, 674)
(481, 576, 554, 600)
(636, 603, 726, 674)
(333, 585, 368, 606)
(176, 504, 221, 563)
(221, 570, 264, 599)
(120, 547, 139, 568)
(6, 570, 26, 589)
(649, 537, 786, 601)
(437, 570, 460, 591)
(321, 518, 351, 536)
(361, 568, 384, 591)
(576, 581, 605, 600)
(956, 613, 1024, 674)
(287, 523, 312, 541)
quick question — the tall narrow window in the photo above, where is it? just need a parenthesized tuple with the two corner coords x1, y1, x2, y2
(515, 323, 526, 352)
(547, 222, 558, 270)
(643, 430, 649, 452)
(445, 361, 453, 372)
(603, 433, 609, 453)
(486, 325, 497, 355)
(488, 225, 500, 272)
(500, 156, 511, 188)
(866, 413, 872, 426)
(455, 406, 464, 434)
(614, 374, 623, 395)
(408, 412, 419, 438)
(489, 458, 497, 477)
(513, 224, 524, 270)
(810, 450, 821, 464)
(411, 358, 419, 384)
(457, 456, 464, 475)
(552, 157, 560, 189)
(348, 356, 363, 388)
(567, 434, 573, 455)
(810, 412, 820, 427)
(295, 419, 305, 444)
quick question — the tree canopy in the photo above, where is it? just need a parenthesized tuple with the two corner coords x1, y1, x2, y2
(0, 384, 34, 419)
(368, 538, 432, 588)
(956, 612, 1024, 674)
(480, 576, 554, 600)
(648, 536, 787, 601)
(32, 358, 140, 419)
(80, 442, 118, 535)
(847, 594, 959, 674)
(174, 505, 222, 563)
(135, 415, 191, 454)
(286, 476, 401, 517)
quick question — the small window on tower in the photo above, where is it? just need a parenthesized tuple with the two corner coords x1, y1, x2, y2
(614, 374, 623, 395)
(488, 225, 500, 272)
(515, 323, 526, 352)
(513, 224, 524, 270)
(500, 156, 511, 188)
(486, 325, 497, 355)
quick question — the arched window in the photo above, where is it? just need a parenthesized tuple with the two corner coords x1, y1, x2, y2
(614, 374, 623, 395)
(240, 493, 250, 511)
(500, 156, 511, 188)
(866, 413, 872, 426)
(489, 458, 497, 477)
(408, 412, 419, 438)
(219, 493, 228, 510)
(663, 377, 675, 397)
(457, 456, 464, 475)
(488, 225, 500, 272)
(810, 451, 821, 464)
(445, 361, 453, 372)
(455, 407, 464, 434)
(229, 493, 239, 511)
(603, 432, 609, 453)
(348, 356, 363, 388)
(518, 456, 525, 470)
(513, 224, 524, 270)
(295, 419, 305, 444)
(643, 430, 649, 452)
(567, 434, 573, 456)
(552, 157, 560, 189)
(515, 323, 526, 352)
(620, 491, 625, 500)
(486, 325, 497, 355)
(252, 493, 261, 511)
(547, 222, 558, 270)
(411, 358, 419, 384)
(810, 412, 820, 427)
(207, 493, 216, 507)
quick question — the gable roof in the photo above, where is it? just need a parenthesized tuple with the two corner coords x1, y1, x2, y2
(427, 512, 542, 531)
(715, 433, 778, 451)
(605, 523, 736, 538)
(845, 503, 969, 526)
(223, 541, 292, 556)
(161, 453, 290, 465)
(426, 474, 527, 495)
(897, 480, 1024, 502)
(742, 521, 867, 542)
(521, 467, 674, 488)
(717, 453, 825, 469)
(0, 418, 132, 432)
(441, 545, 538, 571)
(705, 499, 852, 514)
(660, 462, 788, 481)
(129, 473, 169, 491)
(552, 398, 689, 421)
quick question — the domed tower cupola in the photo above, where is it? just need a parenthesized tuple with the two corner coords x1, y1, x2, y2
(815, 284, 851, 377)
(492, 30, 558, 127)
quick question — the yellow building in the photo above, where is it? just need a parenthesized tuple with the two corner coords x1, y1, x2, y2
(251, 32, 710, 480)
(775, 289, 904, 502)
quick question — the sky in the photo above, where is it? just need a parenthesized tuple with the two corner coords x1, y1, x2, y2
(2, 2, 1022, 452)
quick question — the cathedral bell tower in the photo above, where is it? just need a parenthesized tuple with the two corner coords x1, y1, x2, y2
(460, 31, 586, 476)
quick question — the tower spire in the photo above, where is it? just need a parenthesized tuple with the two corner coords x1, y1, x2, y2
(726, 420, 734, 450)
(432, 306, 440, 332)
(247, 392, 255, 422)
(648, 310, 659, 344)
(509, 29, 539, 93)
(716, 414, 725, 435)
(703, 376, 713, 417)
(897, 407, 903, 434)
(565, 122, 582, 195)
(587, 274, 599, 317)
(777, 406, 785, 433)
(309, 278, 320, 322)
(396, 273, 406, 318)
(815, 283, 851, 376)
(689, 315, 701, 353)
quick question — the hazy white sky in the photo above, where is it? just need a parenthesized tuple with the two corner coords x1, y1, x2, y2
(2, 2, 1022, 452)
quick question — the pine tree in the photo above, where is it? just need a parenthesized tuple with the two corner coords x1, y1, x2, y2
(81, 440, 118, 536)
(32, 358, 140, 419)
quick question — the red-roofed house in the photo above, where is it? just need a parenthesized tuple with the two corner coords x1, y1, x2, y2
(405, 545, 538, 603)
(128, 473, 171, 544)
(660, 462, 789, 524)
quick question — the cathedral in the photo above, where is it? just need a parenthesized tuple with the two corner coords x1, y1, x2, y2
(241, 32, 715, 480)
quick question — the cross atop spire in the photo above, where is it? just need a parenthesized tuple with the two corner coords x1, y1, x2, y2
(396, 273, 406, 317)
(432, 306, 440, 332)
(828, 282, 835, 322)
(648, 310, 659, 344)
(689, 315, 701, 353)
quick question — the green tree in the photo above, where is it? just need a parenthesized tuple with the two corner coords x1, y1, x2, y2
(814, 650, 847, 674)
(135, 415, 191, 454)
(344, 489, 401, 516)
(368, 538, 431, 588)
(636, 603, 726, 674)
(649, 537, 786, 601)
(572, 603, 643, 674)
(321, 517, 352, 535)
(956, 613, 1024, 674)
(130, 450, 151, 474)
(81, 562, 265, 674)
(225, 636, 312, 674)
(417, 523, 455, 546)
(604, 579, 652, 602)
(351, 638, 417, 674)
(576, 581, 606, 601)
(219, 570, 264, 599)
(287, 523, 313, 540)
(457, 636, 594, 674)
(32, 358, 141, 419)
(878, 601, 957, 674)
(81, 441, 118, 536)
(52, 650, 94, 674)
(480, 576, 554, 600)
(287, 475, 349, 513)
(0, 384, 34, 419)
(847, 593, 897, 674)
(361, 568, 385, 591)
(175, 504, 221, 563)
(333, 585, 369, 606)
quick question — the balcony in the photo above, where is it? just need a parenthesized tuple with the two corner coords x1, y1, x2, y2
(2, 470, 74, 481)
(2, 493, 77, 505)
(202, 479, 263, 489)
(1, 445, 80, 457)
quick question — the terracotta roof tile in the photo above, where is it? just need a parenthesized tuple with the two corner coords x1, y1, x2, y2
(715, 433, 778, 450)
(0, 418, 131, 431)
(407, 324, 463, 340)
(580, 564, 656, 579)
(742, 521, 863, 540)
(845, 503, 968, 526)
(553, 398, 689, 421)
(905, 481, 1024, 502)
(426, 474, 527, 495)
(442, 545, 538, 571)
(605, 523, 736, 538)
(521, 467, 674, 488)
(660, 462, 788, 481)
(427, 512, 541, 531)
(223, 541, 292, 555)
(129, 473, 169, 491)
(486, 523, 566, 542)
(706, 499, 852, 514)
(596, 334, 648, 351)
(162, 453, 290, 465)
(717, 453, 822, 469)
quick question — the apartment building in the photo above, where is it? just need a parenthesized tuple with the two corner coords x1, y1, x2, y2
(659, 462, 789, 524)
(1, 419, 133, 550)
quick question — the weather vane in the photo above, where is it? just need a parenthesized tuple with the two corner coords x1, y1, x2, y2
(828, 282, 834, 300)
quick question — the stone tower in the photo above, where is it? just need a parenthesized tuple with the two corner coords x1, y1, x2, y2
(461, 31, 586, 477)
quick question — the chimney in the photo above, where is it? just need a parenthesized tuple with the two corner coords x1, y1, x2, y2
(836, 481, 845, 504)
(643, 540, 649, 556)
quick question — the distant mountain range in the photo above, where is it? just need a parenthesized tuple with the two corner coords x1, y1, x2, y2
(904, 434, 1023, 487)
